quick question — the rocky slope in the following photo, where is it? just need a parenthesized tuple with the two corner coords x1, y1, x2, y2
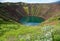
(0, 2, 60, 23)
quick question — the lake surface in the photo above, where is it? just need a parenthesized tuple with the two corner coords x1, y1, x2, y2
(19, 16, 45, 26)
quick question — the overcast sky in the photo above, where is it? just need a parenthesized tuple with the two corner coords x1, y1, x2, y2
(0, 0, 59, 3)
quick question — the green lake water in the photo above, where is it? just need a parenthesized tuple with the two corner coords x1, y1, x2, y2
(19, 16, 45, 26)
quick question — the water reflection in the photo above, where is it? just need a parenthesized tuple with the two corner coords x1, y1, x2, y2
(19, 16, 45, 26)
(23, 22, 40, 26)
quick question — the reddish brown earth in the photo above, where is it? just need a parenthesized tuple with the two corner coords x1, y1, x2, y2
(0, 3, 60, 23)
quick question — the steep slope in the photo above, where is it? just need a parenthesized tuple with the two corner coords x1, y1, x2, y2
(0, 2, 60, 24)
(27, 4, 60, 19)
(0, 3, 27, 23)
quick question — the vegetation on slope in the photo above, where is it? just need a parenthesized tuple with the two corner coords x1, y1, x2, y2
(0, 15, 60, 41)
